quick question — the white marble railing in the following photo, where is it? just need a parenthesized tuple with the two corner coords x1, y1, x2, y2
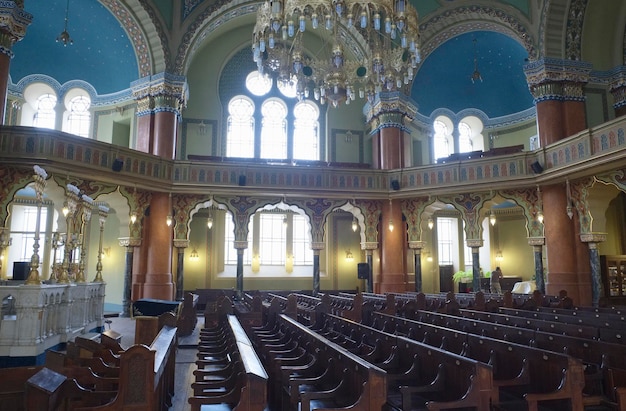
(0, 282, 105, 358)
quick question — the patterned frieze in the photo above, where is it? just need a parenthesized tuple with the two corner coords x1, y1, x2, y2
(118, 236, 141, 248)
(524, 58, 592, 102)
(131, 72, 188, 117)
(580, 233, 607, 244)
(172, 193, 210, 241)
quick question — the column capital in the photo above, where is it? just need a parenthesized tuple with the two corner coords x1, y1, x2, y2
(131, 72, 188, 117)
(173, 239, 189, 248)
(408, 240, 426, 250)
(527, 236, 545, 246)
(466, 239, 483, 248)
(311, 242, 325, 251)
(233, 241, 248, 250)
(364, 91, 418, 132)
(0, 2, 32, 57)
(609, 66, 626, 109)
(361, 241, 378, 251)
(118, 236, 141, 247)
(524, 58, 592, 102)
(580, 232, 607, 244)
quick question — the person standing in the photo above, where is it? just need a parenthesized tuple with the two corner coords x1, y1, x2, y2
(491, 267, 503, 294)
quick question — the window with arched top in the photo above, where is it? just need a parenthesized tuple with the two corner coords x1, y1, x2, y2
(33, 94, 57, 130)
(66, 95, 91, 137)
(226, 97, 255, 158)
(260, 99, 288, 159)
(293, 101, 320, 161)
(433, 118, 452, 162)
(223, 66, 322, 161)
(458, 121, 473, 153)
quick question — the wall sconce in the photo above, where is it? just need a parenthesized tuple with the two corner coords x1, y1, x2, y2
(489, 211, 496, 226)
(130, 212, 137, 224)
(345, 249, 354, 261)
(566, 179, 574, 219)
(536, 185, 544, 224)
(536, 210, 544, 224)
(283, 216, 288, 229)
(207, 211, 213, 230)
(62, 200, 70, 217)
(166, 193, 173, 227)
(426, 252, 433, 262)
(102, 247, 111, 258)
(351, 217, 358, 232)
(189, 248, 199, 261)
(427, 217, 434, 230)
(495, 250, 503, 262)
(387, 199, 394, 232)
(198, 121, 208, 136)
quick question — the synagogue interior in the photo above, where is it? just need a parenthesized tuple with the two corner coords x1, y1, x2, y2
(0, 0, 625, 409)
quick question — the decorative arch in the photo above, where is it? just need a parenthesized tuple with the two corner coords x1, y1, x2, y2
(417, 5, 538, 66)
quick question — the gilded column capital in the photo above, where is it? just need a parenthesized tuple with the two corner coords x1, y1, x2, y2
(131, 72, 188, 117)
(311, 242, 325, 251)
(364, 91, 418, 132)
(0, 2, 33, 57)
(524, 58, 591, 102)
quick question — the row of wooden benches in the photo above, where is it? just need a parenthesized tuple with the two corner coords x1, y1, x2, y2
(293, 290, 626, 409)
(0, 316, 177, 410)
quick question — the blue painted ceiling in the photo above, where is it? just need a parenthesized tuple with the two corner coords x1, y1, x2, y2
(412, 31, 533, 118)
(11, 0, 138, 95)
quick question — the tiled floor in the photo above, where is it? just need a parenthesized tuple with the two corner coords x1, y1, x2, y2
(106, 315, 203, 411)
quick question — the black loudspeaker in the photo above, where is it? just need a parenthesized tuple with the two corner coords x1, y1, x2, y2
(238, 175, 246, 186)
(112, 158, 124, 172)
(357, 263, 369, 279)
(530, 161, 543, 174)
(391, 179, 400, 190)
(13, 261, 30, 280)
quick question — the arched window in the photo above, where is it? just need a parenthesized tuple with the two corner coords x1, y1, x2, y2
(292, 214, 313, 265)
(66, 95, 91, 137)
(260, 99, 288, 159)
(223, 68, 322, 161)
(293, 101, 320, 161)
(458, 122, 473, 153)
(226, 97, 255, 158)
(433, 118, 452, 162)
(33, 94, 57, 129)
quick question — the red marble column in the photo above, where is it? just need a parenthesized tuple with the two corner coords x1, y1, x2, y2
(153, 111, 177, 159)
(532, 81, 589, 303)
(379, 199, 406, 293)
(0, 53, 10, 125)
(135, 112, 153, 153)
(142, 191, 174, 300)
(379, 127, 403, 169)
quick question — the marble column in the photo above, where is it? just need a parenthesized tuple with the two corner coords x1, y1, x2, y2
(409, 241, 425, 293)
(529, 238, 545, 293)
(580, 233, 607, 307)
(174, 240, 188, 301)
(525, 59, 591, 298)
(365, 93, 417, 293)
(119, 237, 140, 318)
(467, 240, 483, 293)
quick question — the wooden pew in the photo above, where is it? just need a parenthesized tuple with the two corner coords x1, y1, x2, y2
(72, 325, 177, 411)
(188, 314, 268, 411)
(321, 312, 492, 410)
(177, 291, 199, 336)
(254, 313, 387, 411)
(0, 366, 42, 411)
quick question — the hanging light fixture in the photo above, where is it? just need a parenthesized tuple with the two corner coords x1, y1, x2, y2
(190, 248, 199, 261)
(283, 215, 288, 228)
(536, 211, 544, 224)
(427, 217, 434, 230)
(56, 0, 74, 46)
(130, 212, 137, 224)
(470, 37, 482, 83)
(351, 216, 358, 232)
(252, 0, 421, 107)
(495, 250, 503, 262)
(489, 211, 496, 226)
(207, 212, 214, 230)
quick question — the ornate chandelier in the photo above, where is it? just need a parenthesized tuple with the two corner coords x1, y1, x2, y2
(252, 0, 420, 107)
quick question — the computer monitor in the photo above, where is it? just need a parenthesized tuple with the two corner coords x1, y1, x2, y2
(12, 261, 30, 281)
